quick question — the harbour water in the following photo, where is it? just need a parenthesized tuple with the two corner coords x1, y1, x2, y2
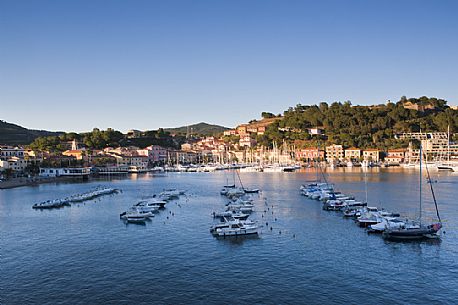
(1, 169, 458, 304)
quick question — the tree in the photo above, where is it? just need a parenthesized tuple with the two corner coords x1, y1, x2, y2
(261, 112, 275, 119)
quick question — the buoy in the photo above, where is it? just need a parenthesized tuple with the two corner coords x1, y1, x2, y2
(270, 227, 273, 231)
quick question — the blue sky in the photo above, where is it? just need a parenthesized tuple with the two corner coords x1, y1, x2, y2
(1, 0, 457, 132)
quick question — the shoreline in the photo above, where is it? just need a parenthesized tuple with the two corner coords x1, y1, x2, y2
(0, 176, 86, 190)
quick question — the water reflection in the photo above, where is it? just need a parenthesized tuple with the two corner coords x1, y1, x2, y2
(1, 170, 457, 304)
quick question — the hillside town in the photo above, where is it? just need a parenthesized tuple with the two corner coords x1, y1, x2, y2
(2, 114, 458, 182)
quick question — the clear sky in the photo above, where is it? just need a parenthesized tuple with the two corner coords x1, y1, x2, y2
(1, 0, 457, 132)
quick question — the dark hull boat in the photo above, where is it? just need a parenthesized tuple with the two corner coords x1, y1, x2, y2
(383, 223, 442, 241)
(244, 189, 260, 194)
(383, 145, 442, 241)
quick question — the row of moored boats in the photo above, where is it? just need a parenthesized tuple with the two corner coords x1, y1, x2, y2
(119, 189, 185, 223)
(210, 186, 261, 237)
(301, 182, 442, 240)
(32, 187, 119, 209)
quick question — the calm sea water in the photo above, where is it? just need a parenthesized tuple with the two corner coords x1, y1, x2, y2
(1, 169, 458, 305)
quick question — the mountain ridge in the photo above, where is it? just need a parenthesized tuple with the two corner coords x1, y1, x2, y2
(0, 120, 63, 145)
(164, 122, 229, 136)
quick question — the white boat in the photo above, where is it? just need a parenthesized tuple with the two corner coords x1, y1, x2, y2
(383, 144, 442, 241)
(210, 217, 256, 235)
(121, 208, 153, 222)
(213, 211, 250, 220)
(135, 201, 161, 213)
(126, 214, 148, 223)
(226, 204, 253, 214)
(215, 221, 259, 237)
(368, 218, 408, 233)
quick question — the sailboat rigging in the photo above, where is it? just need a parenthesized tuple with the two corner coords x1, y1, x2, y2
(383, 144, 443, 241)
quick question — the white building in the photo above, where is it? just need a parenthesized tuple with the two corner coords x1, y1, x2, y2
(0, 146, 24, 160)
(39, 167, 91, 177)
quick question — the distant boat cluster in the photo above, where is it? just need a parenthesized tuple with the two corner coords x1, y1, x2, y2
(211, 184, 261, 237)
(300, 181, 442, 241)
(119, 189, 186, 223)
(32, 187, 119, 209)
(162, 163, 301, 173)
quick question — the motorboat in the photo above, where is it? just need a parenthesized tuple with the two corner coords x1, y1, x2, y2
(126, 214, 149, 223)
(213, 211, 250, 220)
(135, 201, 161, 213)
(120, 208, 154, 220)
(210, 217, 256, 235)
(356, 212, 381, 228)
(214, 220, 260, 237)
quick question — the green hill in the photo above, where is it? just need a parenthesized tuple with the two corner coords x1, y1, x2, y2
(0, 120, 62, 145)
(164, 122, 229, 136)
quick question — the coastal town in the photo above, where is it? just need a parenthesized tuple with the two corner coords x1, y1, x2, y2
(3, 1, 458, 304)
(1, 105, 458, 187)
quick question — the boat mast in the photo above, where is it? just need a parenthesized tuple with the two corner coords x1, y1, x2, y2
(424, 158, 442, 223)
(235, 169, 245, 190)
(316, 134, 319, 182)
(419, 143, 422, 226)
(448, 125, 450, 163)
(364, 169, 368, 204)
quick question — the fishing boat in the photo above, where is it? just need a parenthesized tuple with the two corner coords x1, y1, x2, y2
(383, 145, 442, 241)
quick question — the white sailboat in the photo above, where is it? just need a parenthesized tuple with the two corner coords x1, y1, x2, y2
(383, 144, 442, 241)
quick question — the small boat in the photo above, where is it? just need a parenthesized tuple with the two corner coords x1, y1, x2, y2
(244, 188, 260, 194)
(213, 211, 250, 220)
(215, 221, 260, 237)
(136, 200, 163, 211)
(210, 217, 256, 235)
(126, 214, 148, 223)
(356, 212, 381, 227)
(120, 208, 154, 220)
(343, 207, 358, 218)
(367, 218, 409, 233)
